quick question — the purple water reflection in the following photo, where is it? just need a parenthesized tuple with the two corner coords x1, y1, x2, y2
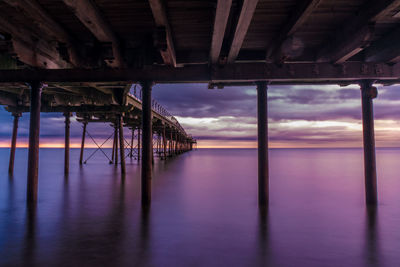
(0, 148, 399, 266)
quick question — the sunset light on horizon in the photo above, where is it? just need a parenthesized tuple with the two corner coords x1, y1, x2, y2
(1, 83, 400, 149)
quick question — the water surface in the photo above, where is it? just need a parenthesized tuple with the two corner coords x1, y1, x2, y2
(1, 148, 400, 266)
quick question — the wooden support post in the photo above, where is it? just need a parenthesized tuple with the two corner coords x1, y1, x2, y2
(114, 125, 118, 165)
(141, 81, 153, 205)
(162, 126, 167, 160)
(27, 81, 43, 204)
(257, 81, 269, 206)
(8, 113, 20, 175)
(79, 122, 87, 165)
(360, 80, 378, 205)
(138, 128, 141, 161)
(130, 128, 134, 158)
(118, 115, 126, 175)
(64, 112, 71, 174)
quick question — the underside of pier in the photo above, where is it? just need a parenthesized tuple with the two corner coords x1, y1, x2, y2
(1, 0, 400, 206)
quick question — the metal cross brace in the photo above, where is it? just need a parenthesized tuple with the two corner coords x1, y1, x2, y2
(84, 130, 114, 163)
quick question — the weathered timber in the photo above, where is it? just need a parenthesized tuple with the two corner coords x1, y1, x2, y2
(210, 0, 233, 64)
(0, 63, 399, 84)
(62, 0, 123, 68)
(227, 0, 259, 63)
(318, 25, 375, 64)
(266, 0, 322, 61)
(257, 81, 268, 206)
(27, 82, 43, 204)
(365, 27, 400, 63)
(360, 80, 378, 205)
(0, 15, 70, 69)
(148, 0, 176, 67)
(317, 0, 400, 64)
(8, 113, 20, 175)
(3, 0, 85, 67)
(141, 81, 153, 205)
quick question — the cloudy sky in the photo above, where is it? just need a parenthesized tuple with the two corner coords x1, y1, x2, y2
(0, 83, 400, 148)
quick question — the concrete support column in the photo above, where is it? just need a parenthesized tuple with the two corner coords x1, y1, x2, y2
(8, 113, 20, 175)
(141, 81, 153, 205)
(257, 81, 269, 207)
(27, 81, 43, 204)
(79, 122, 87, 165)
(64, 112, 71, 174)
(118, 115, 126, 175)
(360, 81, 378, 206)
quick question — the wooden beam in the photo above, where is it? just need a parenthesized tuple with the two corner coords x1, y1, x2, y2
(320, 25, 375, 64)
(210, 0, 233, 64)
(148, 0, 176, 67)
(0, 16, 70, 68)
(3, 0, 85, 67)
(227, 0, 259, 63)
(370, 0, 400, 22)
(317, 0, 400, 64)
(365, 27, 400, 63)
(0, 62, 399, 84)
(0, 91, 18, 106)
(62, 0, 124, 68)
(266, 0, 322, 61)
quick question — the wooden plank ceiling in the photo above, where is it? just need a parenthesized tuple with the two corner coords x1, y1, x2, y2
(0, 0, 399, 70)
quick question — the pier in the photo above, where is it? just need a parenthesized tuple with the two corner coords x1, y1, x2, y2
(1, 0, 400, 207)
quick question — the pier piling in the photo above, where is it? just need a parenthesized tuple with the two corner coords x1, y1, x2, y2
(79, 122, 87, 165)
(114, 125, 118, 165)
(257, 81, 269, 207)
(8, 113, 20, 175)
(138, 128, 141, 161)
(360, 80, 378, 206)
(118, 115, 126, 174)
(141, 81, 153, 205)
(64, 112, 71, 174)
(27, 82, 43, 204)
(130, 128, 134, 158)
(162, 126, 167, 160)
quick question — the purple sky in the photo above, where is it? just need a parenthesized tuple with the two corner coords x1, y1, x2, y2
(1, 83, 400, 148)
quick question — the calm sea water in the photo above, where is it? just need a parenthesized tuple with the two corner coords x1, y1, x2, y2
(1, 148, 400, 266)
